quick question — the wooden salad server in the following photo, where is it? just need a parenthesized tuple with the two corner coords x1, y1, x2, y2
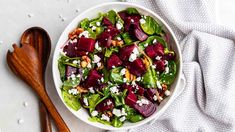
(20, 27, 52, 132)
(7, 43, 70, 132)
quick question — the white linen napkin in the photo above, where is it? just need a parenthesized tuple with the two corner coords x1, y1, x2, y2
(124, 0, 235, 131)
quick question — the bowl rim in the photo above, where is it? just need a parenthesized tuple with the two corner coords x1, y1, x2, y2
(52, 2, 182, 130)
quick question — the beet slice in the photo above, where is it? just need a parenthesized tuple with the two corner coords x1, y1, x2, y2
(145, 45, 156, 58)
(145, 88, 157, 102)
(127, 58, 146, 76)
(97, 32, 112, 48)
(119, 44, 136, 61)
(134, 28, 148, 41)
(136, 85, 145, 96)
(164, 51, 176, 60)
(65, 65, 78, 78)
(133, 99, 156, 117)
(154, 60, 165, 72)
(77, 37, 96, 52)
(118, 11, 127, 21)
(63, 42, 78, 57)
(85, 69, 102, 87)
(124, 15, 141, 33)
(105, 26, 120, 38)
(122, 84, 133, 92)
(153, 43, 164, 56)
(95, 98, 114, 112)
(125, 91, 137, 107)
(107, 54, 123, 69)
(102, 17, 113, 26)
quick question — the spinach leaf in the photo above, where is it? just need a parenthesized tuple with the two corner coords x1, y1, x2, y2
(104, 47, 119, 57)
(58, 58, 66, 81)
(129, 115, 144, 123)
(89, 117, 111, 126)
(80, 18, 90, 30)
(126, 8, 139, 15)
(142, 67, 157, 88)
(111, 89, 127, 107)
(110, 67, 124, 84)
(107, 10, 117, 24)
(112, 116, 123, 127)
(87, 94, 101, 112)
(160, 61, 177, 85)
(62, 91, 81, 111)
(121, 32, 133, 44)
(123, 105, 136, 120)
(138, 36, 168, 50)
(63, 77, 80, 88)
(140, 16, 162, 35)
(102, 68, 110, 83)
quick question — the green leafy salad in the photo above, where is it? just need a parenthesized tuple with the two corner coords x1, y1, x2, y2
(58, 7, 178, 127)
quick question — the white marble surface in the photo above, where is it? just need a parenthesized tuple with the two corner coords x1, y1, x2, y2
(0, 0, 235, 132)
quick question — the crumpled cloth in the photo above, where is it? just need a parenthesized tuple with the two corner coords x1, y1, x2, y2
(125, 0, 235, 131)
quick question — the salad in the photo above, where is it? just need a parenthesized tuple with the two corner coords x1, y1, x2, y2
(58, 8, 177, 127)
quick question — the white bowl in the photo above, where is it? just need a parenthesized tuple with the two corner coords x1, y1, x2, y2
(52, 2, 182, 130)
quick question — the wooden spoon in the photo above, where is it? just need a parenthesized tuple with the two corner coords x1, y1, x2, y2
(7, 44, 70, 132)
(20, 27, 51, 132)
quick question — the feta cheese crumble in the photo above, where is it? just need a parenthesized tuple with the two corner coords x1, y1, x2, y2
(79, 31, 89, 38)
(68, 88, 79, 95)
(101, 114, 110, 121)
(139, 18, 146, 24)
(116, 37, 122, 41)
(164, 90, 171, 96)
(93, 55, 101, 63)
(83, 97, 89, 106)
(165, 67, 169, 74)
(120, 68, 126, 75)
(155, 56, 161, 60)
(110, 86, 119, 94)
(153, 95, 158, 101)
(156, 81, 162, 90)
(91, 110, 98, 117)
(116, 23, 123, 30)
(97, 62, 101, 67)
(119, 116, 126, 122)
(91, 26, 97, 31)
(70, 74, 76, 80)
(144, 43, 148, 47)
(88, 87, 95, 93)
(152, 39, 157, 44)
(130, 19, 134, 23)
(95, 41, 102, 51)
(112, 108, 127, 117)
(129, 47, 139, 62)
(164, 60, 168, 65)
(136, 77, 142, 82)
(123, 78, 127, 82)
(136, 98, 149, 106)
(96, 21, 101, 26)
(107, 100, 112, 105)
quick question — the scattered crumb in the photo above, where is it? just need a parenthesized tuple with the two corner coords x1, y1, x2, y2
(23, 102, 28, 107)
(27, 13, 34, 18)
(76, 9, 80, 13)
(18, 119, 24, 125)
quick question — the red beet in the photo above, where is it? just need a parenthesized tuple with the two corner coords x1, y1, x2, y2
(77, 37, 95, 52)
(133, 99, 156, 117)
(128, 58, 146, 76)
(122, 84, 133, 91)
(145, 45, 156, 58)
(105, 26, 120, 38)
(164, 52, 176, 60)
(63, 42, 78, 57)
(97, 32, 112, 48)
(85, 69, 102, 87)
(145, 88, 157, 102)
(107, 54, 123, 69)
(125, 91, 137, 107)
(124, 15, 141, 32)
(118, 11, 127, 21)
(154, 60, 165, 72)
(102, 17, 113, 26)
(136, 85, 145, 96)
(153, 43, 164, 56)
(65, 65, 78, 78)
(95, 98, 114, 112)
(119, 44, 136, 61)
(134, 28, 148, 41)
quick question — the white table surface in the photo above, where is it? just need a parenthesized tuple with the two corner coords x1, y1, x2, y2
(0, 0, 235, 132)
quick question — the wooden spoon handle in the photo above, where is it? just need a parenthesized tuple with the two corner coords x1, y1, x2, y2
(39, 101, 52, 132)
(36, 84, 70, 132)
